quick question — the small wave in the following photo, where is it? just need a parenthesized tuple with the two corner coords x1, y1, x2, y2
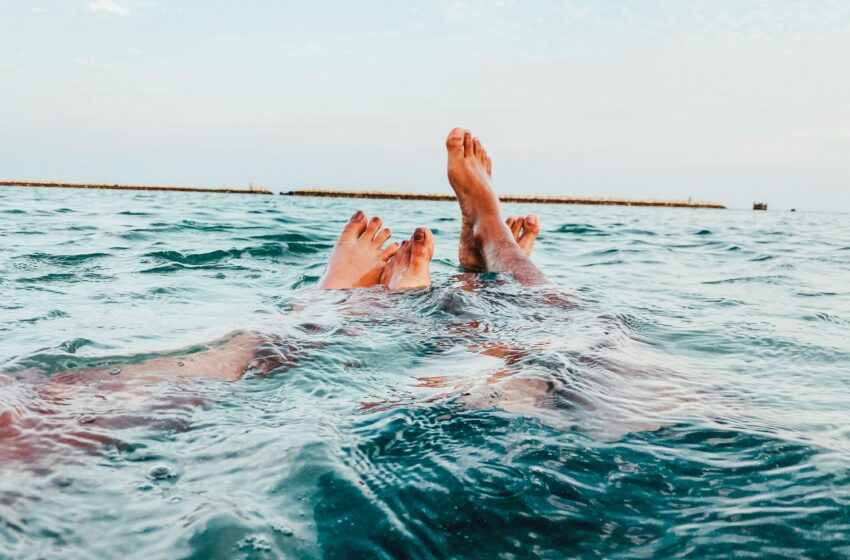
(702, 275, 788, 285)
(15, 272, 76, 283)
(177, 219, 247, 232)
(58, 337, 100, 353)
(252, 232, 320, 243)
(21, 252, 110, 266)
(144, 249, 238, 265)
(582, 259, 624, 267)
(291, 274, 321, 289)
(801, 312, 849, 326)
(556, 223, 610, 236)
(623, 229, 657, 236)
(19, 310, 68, 324)
(584, 248, 619, 256)
(139, 262, 251, 274)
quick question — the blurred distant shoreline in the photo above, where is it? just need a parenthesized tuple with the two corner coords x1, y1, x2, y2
(0, 181, 726, 209)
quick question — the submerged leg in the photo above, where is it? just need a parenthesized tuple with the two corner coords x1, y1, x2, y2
(17, 212, 434, 385)
(447, 128, 548, 285)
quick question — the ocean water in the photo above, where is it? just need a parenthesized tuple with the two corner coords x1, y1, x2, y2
(1, 187, 849, 559)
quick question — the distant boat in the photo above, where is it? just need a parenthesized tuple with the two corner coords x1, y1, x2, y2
(753, 202, 768, 211)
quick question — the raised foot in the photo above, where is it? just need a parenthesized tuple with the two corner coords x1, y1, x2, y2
(447, 127, 505, 270)
(380, 228, 434, 290)
(318, 211, 400, 289)
(445, 127, 549, 285)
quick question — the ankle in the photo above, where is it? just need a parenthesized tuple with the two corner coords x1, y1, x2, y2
(473, 218, 513, 247)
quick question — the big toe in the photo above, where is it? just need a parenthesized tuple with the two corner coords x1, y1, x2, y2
(411, 227, 434, 261)
(522, 214, 540, 236)
(446, 128, 464, 157)
(340, 210, 368, 239)
(516, 214, 539, 258)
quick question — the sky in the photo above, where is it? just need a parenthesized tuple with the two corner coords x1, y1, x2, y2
(1, 0, 849, 211)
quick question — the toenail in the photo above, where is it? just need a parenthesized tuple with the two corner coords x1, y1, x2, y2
(527, 215, 538, 225)
(414, 228, 426, 242)
(451, 128, 464, 138)
(350, 210, 364, 221)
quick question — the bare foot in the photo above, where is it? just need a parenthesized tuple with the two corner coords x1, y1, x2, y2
(457, 138, 494, 271)
(505, 214, 540, 258)
(380, 228, 434, 290)
(318, 211, 400, 289)
(446, 128, 547, 285)
(446, 127, 514, 253)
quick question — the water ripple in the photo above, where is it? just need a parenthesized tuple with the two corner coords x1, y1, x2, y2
(0, 189, 848, 558)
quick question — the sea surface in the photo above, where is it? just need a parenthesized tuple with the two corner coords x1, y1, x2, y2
(1, 187, 849, 559)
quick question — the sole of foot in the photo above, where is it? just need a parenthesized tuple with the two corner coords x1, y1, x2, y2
(447, 127, 539, 269)
(446, 128, 501, 270)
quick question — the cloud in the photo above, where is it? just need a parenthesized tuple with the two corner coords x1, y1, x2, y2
(85, 0, 130, 15)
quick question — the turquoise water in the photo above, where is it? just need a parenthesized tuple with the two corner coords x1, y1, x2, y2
(1, 187, 849, 559)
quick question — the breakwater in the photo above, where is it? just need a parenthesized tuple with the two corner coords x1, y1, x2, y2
(0, 182, 725, 208)
(284, 189, 726, 209)
(0, 181, 272, 195)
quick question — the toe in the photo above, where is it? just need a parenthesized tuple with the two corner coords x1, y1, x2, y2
(506, 216, 516, 229)
(484, 155, 492, 175)
(397, 240, 412, 266)
(363, 216, 382, 241)
(380, 241, 401, 261)
(373, 227, 392, 247)
(446, 128, 464, 156)
(523, 214, 540, 236)
(473, 137, 482, 158)
(463, 131, 473, 158)
(340, 210, 367, 239)
(510, 217, 524, 239)
(411, 227, 434, 260)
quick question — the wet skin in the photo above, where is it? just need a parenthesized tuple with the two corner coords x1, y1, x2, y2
(318, 211, 434, 291)
(446, 128, 548, 285)
(2, 128, 557, 465)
